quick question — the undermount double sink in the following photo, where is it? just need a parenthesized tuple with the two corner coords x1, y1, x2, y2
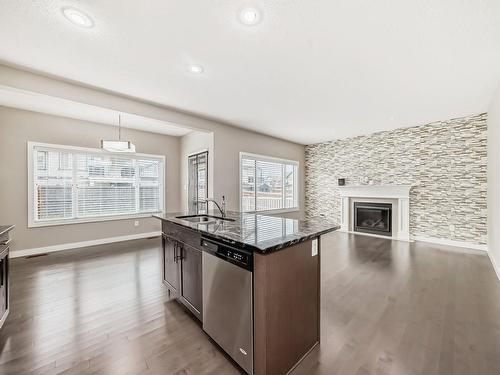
(175, 214, 235, 224)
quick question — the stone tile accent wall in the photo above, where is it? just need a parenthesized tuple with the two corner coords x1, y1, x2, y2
(305, 113, 488, 245)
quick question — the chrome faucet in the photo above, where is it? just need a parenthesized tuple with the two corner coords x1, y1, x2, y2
(205, 196, 226, 217)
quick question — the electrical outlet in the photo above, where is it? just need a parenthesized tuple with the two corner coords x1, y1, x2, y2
(312, 239, 318, 257)
(134, 221, 140, 227)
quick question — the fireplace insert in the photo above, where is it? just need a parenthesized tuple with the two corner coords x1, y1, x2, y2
(354, 202, 392, 236)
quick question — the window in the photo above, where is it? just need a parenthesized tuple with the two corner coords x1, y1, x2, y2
(240, 152, 299, 213)
(28, 142, 165, 227)
(188, 151, 208, 215)
(240, 215, 299, 243)
(37, 151, 47, 170)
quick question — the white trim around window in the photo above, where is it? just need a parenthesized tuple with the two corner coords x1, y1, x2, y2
(239, 152, 299, 214)
(27, 142, 166, 227)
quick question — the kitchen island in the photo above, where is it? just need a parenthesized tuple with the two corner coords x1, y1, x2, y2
(154, 211, 339, 375)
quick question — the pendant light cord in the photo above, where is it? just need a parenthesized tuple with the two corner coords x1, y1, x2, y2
(118, 113, 122, 141)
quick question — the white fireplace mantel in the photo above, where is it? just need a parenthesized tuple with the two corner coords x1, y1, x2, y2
(338, 185, 412, 199)
(338, 185, 412, 241)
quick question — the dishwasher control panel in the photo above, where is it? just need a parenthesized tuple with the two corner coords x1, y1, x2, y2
(221, 248, 248, 264)
(201, 238, 253, 271)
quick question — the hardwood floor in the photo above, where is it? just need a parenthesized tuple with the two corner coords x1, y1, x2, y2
(1, 233, 499, 374)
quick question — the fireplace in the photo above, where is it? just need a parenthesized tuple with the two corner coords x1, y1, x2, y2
(338, 185, 410, 241)
(354, 202, 392, 237)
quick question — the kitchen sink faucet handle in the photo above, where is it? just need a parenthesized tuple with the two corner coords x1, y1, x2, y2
(205, 198, 226, 217)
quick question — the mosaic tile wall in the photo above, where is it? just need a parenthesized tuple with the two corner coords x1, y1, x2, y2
(305, 113, 488, 245)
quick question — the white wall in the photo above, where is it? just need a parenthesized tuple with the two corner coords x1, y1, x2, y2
(0, 64, 306, 253)
(0, 64, 305, 214)
(488, 86, 500, 280)
(0, 106, 181, 252)
(179, 128, 306, 216)
(211, 124, 305, 214)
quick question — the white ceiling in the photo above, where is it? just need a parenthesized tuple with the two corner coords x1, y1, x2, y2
(0, 85, 193, 137)
(1, 1, 499, 144)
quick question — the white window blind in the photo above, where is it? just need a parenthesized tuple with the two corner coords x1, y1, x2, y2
(240, 153, 298, 213)
(29, 143, 164, 227)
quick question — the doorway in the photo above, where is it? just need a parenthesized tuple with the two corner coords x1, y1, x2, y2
(188, 151, 208, 214)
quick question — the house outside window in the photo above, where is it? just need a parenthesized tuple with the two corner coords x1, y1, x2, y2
(240, 152, 299, 213)
(28, 142, 165, 227)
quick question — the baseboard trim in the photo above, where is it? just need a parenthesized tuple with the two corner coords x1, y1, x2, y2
(340, 231, 487, 251)
(342, 230, 413, 242)
(10, 231, 162, 258)
(413, 236, 488, 252)
(488, 252, 500, 281)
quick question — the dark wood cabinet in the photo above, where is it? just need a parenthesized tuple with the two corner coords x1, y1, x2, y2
(162, 235, 180, 295)
(0, 245, 9, 329)
(0, 225, 13, 330)
(254, 239, 320, 375)
(162, 230, 202, 321)
(179, 244, 202, 320)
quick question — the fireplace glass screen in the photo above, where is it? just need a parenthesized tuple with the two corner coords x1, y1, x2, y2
(354, 202, 392, 236)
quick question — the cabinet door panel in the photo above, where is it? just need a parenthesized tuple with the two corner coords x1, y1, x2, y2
(181, 244, 202, 318)
(163, 236, 180, 294)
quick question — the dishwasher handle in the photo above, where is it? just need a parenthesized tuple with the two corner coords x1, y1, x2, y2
(200, 238, 219, 255)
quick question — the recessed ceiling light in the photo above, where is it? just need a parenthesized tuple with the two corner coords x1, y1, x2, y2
(187, 64, 204, 74)
(62, 7, 94, 28)
(239, 7, 261, 26)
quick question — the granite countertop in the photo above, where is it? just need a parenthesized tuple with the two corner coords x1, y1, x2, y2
(154, 211, 340, 253)
(0, 225, 14, 237)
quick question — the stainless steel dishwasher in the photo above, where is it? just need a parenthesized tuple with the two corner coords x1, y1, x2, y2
(201, 237, 253, 374)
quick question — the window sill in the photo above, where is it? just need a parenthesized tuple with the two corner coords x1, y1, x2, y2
(28, 212, 160, 228)
(243, 207, 300, 215)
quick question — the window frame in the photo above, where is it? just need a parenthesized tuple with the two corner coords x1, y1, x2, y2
(239, 152, 300, 214)
(187, 149, 209, 215)
(27, 141, 166, 228)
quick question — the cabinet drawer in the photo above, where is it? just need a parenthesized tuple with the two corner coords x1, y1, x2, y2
(162, 222, 202, 251)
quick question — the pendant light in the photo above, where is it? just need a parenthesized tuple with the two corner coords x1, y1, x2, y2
(101, 113, 136, 153)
